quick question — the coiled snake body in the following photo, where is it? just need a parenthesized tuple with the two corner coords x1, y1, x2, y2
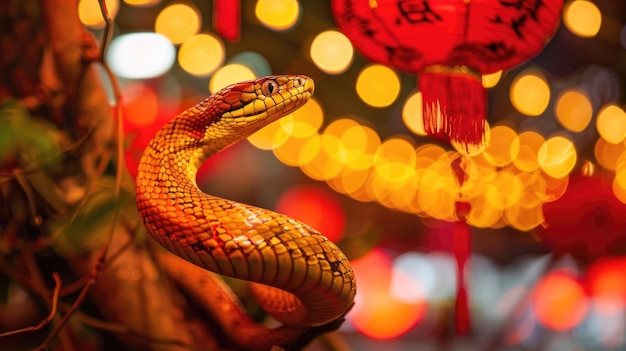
(135, 75, 356, 349)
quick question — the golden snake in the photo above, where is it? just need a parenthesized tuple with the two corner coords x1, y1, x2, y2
(135, 75, 356, 349)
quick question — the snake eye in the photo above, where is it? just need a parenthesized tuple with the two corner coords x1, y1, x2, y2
(261, 79, 278, 96)
(294, 77, 303, 87)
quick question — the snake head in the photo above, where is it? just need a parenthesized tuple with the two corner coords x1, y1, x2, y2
(215, 75, 314, 133)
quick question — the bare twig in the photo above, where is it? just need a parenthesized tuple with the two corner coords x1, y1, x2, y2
(13, 170, 42, 226)
(59, 233, 135, 296)
(0, 272, 61, 338)
(34, 2, 126, 348)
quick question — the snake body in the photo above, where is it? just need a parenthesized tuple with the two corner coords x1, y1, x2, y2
(135, 75, 356, 348)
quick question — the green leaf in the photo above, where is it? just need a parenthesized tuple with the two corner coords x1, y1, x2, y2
(0, 100, 63, 170)
(50, 177, 134, 257)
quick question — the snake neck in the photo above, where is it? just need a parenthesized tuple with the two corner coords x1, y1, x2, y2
(140, 98, 242, 188)
(136, 83, 356, 329)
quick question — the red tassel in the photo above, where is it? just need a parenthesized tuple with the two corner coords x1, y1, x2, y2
(453, 215, 471, 336)
(214, 0, 240, 42)
(419, 66, 487, 153)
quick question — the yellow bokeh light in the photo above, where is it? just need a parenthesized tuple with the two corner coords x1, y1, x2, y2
(513, 131, 545, 172)
(301, 135, 345, 181)
(310, 30, 354, 75)
(78, 0, 119, 29)
(289, 98, 324, 138)
(495, 170, 524, 208)
(179, 34, 225, 77)
(337, 126, 368, 163)
(517, 172, 547, 209)
(555, 89, 593, 132)
(510, 71, 551, 117)
(273, 134, 314, 167)
(542, 174, 570, 203)
(322, 119, 379, 171)
(466, 187, 503, 228)
(482, 125, 520, 167)
(155, 3, 201, 44)
(564, 0, 602, 38)
(125, 0, 161, 7)
(298, 134, 323, 166)
(594, 138, 626, 171)
(417, 186, 455, 221)
(323, 120, 356, 159)
(209, 64, 256, 93)
(347, 125, 381, 170)
(615, 166, 626, 190)
(538, 136, 577, 178)
(482, 70, 503, 88)
(356, 65, 401, 108)
(596, 104, 626, 144)
(374, 137, 416, 184)
(504, 203, 545, 232)
(612, 177, 626, 204)
(255, 0, 301, 31)
(402, 92, 427, 136)
(324, 118, 359, 139)
(247, 115, 293, 150)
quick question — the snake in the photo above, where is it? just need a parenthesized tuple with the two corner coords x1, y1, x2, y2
(135, 75, 356, 349)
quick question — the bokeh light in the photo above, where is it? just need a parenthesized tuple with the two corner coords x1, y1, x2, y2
(402, 92, 427, 136)
(554, 89, 593, 132)
(595, 138, 626, 171)
(356, 65, 401, 108)
(532, 269, 589, 331)
(374, 137, 416, 184)
(513, 131, 545, 172)
(106, 33, 175, 79)
(255, 0, 301, 31)
(124, 0, 161, 7)
(538, 136, 577, 178)
(564, 0, 602, 38)
(155, 2, 201, 44)
(597, 104, 626, 144)
(482, 125, 520, 167)
(178, 33, 225, 77)
(247, 115, 293, 150)
(587, 257, 626, 311)
(122, 84, 159, 127)
(510, 70, 551, 116)
(310, 30, 354, 75)
(274, 185, 345, 242)
(209, 64, 256, 93)
(290, 98, 324, 139)
(482, 70, 503, 88)
(78, 0, 119, 29)
(349, 250, 426, 339)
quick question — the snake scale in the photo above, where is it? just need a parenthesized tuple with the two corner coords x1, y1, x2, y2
(135, 75, 356, 349)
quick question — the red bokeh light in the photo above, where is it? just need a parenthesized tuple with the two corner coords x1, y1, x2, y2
(348, 249, 426, 340)
(122, 83, 159, 127)
(275, 185, 345, 243)
(586, 257, 626, 313)
(532, 269, 589, 331)
(121, 84, 182, 177)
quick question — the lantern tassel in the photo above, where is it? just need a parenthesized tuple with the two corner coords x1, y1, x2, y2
(419, 66, 487, 153)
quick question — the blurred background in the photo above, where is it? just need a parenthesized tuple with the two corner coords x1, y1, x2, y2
(78, 0, 626, 350)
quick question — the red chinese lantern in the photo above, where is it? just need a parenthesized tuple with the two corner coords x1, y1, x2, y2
(331, 0, 563, 152)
